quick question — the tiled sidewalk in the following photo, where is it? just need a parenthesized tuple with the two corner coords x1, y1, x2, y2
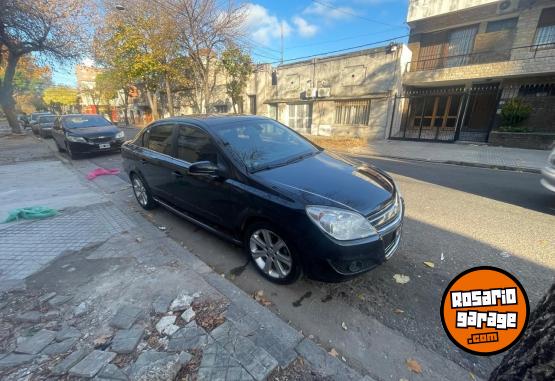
(348, 140, 551, 172)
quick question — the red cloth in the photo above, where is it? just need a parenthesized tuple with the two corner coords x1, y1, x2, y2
(87, 168, 120, 180)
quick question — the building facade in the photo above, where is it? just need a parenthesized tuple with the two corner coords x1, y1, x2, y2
(251, 45, 409, 140)
(390, 0, 555, 149)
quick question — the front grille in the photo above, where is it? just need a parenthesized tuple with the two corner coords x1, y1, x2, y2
(368, 194, 401, 230)
(87, 136, 113, 143)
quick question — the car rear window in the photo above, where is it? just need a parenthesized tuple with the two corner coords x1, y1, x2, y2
(63, 115, 112, 128)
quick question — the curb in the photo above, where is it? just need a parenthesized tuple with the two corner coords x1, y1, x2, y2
(347, 152, 542, 174)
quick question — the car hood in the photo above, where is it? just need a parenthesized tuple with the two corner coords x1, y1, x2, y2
(253, 151, 395, 215)
(66, 125, 119, 137)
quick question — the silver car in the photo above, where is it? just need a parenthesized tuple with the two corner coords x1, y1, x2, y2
(541, 148, 555, 193)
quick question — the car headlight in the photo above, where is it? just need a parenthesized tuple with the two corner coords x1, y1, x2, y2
(306, 206, 377, 241)
(66, 134, 87, 143)
(116, 131, 125, 139)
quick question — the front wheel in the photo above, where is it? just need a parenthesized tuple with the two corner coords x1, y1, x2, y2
(131, 173, 156, 210)
(244, 223, 301, 284)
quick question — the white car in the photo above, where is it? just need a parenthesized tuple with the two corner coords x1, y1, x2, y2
(541, 148, 555, 193)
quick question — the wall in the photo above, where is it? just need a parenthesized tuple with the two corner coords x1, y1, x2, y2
(261, 46, 405, 139)
(405, 1, 555, 85)
(407, 0, 498, 23)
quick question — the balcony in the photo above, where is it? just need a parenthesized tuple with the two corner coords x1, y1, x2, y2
(404, 43, 555, 85)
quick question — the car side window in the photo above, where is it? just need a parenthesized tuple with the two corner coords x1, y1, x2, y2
(176, 125, 218, 164)
(146, 124, 174, 155)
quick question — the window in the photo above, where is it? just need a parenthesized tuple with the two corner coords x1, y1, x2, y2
(271, 71, 277, 86)
(534, 7, 555, 48)
(268, 104, 278, 120)
(335, 100, 371, 125)
(146, 124, 173, 155)
(62, 115, 111, 128)
(214, 105, 228, 113)
(176, 126, 218, 163)
(416, 25, 478, 70)
(287, 104, 311, 132)
(486, 18, 518, 33)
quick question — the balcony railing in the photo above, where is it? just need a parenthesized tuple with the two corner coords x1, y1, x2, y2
(407, 43, 555, 72)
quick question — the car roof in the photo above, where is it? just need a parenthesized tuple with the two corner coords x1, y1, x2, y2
(156, 114, 271, 129)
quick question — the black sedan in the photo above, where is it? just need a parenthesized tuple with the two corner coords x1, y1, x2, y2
(122, 115, 403, 284)
(52, 114, 125, 159)
(37, 114, 58, 138)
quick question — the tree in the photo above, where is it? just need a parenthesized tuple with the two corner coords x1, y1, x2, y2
(489, 283, 554, 380)
(0, 0, 90, 133)
(95, 70, 131, 125)
(171, 0, 247, 113)
(0, 49, 52, 113)
(221, 47, 253, 113)
(42, 86, 78, 114)
(94, 2, 182, 120)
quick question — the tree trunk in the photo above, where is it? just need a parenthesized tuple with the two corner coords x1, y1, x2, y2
(146, 90, 159, 120)
(489, 283, 555, 381)
(165, 76, 174, 117)
(0, 53, 22, 134)
(123, 91, 129, 126)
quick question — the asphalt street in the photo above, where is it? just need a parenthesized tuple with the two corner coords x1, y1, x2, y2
(45, 131, 555, 380)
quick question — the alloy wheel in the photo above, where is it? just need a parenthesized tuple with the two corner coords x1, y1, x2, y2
(132, 177, 148, 206)
(249, 229, 292, 279)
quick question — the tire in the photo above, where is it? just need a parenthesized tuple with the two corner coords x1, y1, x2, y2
(39, 129, 46, 138)
(243, 222, 302, 284)
(130, 173, 156, 210)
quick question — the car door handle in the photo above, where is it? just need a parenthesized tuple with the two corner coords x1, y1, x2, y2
(140, 158, 148, 164)
(172, 170, 183, 178)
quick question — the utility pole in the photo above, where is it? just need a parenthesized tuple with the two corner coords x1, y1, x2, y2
(280, 22, 284, 65)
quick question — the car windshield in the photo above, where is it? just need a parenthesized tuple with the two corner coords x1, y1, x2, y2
(213, 119, 319, 172)
(38, 115, 56, 123)
(63, 115, 112, 128)
(31, 113, 49, 121)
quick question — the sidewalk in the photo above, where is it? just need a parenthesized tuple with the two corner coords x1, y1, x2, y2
(0, 133, 369, 380)
(346, 139, 551, 173)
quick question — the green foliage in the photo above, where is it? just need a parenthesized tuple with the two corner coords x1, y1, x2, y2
(221, 47, 253, 113)
(499, 99, 532, 131)
(43, 86, 78, 106)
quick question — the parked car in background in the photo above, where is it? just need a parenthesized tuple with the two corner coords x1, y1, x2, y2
(37, 114, 58, 138)
(17, 114, 29, 127)
(122, 115, 404, 284)
(51, 114, 125, 159)
(540, 148, 555, 193)
(30, 112, 52, 133)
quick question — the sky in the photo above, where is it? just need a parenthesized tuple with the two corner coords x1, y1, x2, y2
(51, 0, 409, 86)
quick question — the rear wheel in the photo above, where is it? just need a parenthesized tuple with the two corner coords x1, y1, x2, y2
(244, 222, 301, 284)
(131, 173, 156, 210)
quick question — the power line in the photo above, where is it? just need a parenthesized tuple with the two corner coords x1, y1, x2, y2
(310, 0, 407, 29)
(286, 28, 407, 50)
(270, 34, 408, 65)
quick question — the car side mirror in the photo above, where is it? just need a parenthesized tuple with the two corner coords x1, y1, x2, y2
(188, 161, 220, 178)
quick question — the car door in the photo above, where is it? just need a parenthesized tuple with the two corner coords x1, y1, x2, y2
(169, 124, 242, 227)
(136, 123, 177, 202)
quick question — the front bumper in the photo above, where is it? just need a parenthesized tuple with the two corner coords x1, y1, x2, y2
(295, 199, 404, 282)
(67, 139, 124, 154)
(541, 165, 555, 193)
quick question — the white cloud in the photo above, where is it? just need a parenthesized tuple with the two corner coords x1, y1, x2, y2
(292, 16, 318, 38)
(303, 1, 354, 21)
(244, 3, 292, 46)
(81, 58, 95, 67)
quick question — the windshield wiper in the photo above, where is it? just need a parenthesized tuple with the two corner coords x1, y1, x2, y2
(252, 151, 318, 173)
